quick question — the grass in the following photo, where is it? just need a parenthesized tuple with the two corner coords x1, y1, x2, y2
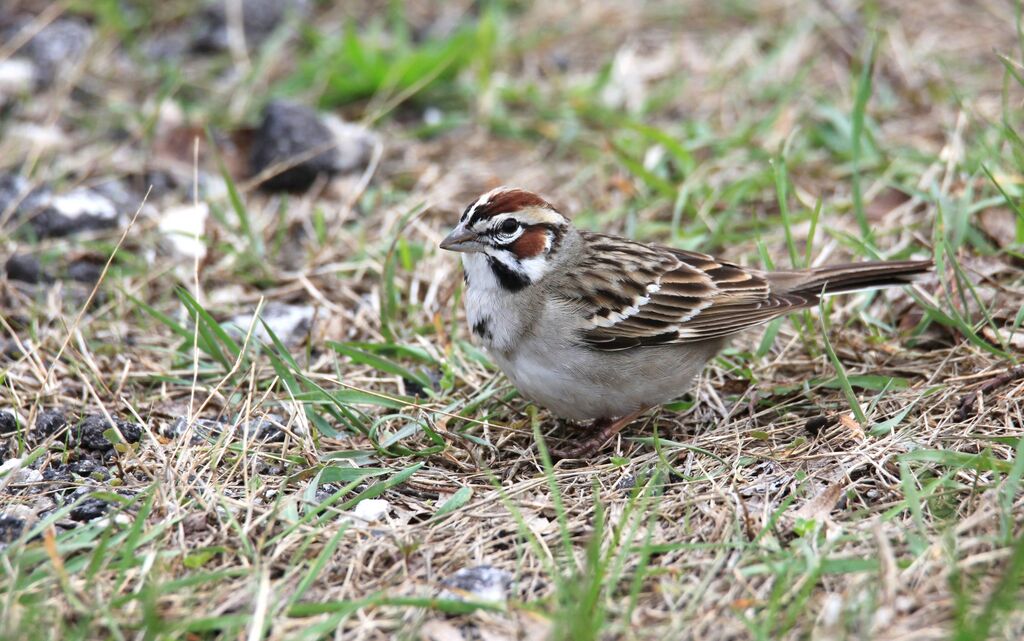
(2, 0, 1024, 640)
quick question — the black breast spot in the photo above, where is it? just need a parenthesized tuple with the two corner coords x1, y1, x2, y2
(486, 257, 530, 292)
(472, 317, 492, 340)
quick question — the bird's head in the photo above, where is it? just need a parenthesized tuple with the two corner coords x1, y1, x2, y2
(440, 187, 571, 291)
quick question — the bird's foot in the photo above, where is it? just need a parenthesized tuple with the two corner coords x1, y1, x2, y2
(550, 408, 648, 460)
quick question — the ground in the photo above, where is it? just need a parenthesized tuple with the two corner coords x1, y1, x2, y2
(1, 1, 1023, 640)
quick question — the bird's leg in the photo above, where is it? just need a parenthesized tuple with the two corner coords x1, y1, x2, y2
(551, 408, 649, 460)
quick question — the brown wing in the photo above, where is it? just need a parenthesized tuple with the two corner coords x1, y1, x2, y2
(566, 233, 807, 351)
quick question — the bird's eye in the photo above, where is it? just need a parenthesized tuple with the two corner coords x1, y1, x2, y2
(499, 219, 520, 234)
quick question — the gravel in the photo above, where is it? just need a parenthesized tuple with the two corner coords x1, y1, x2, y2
(34, 409, 67, 440)
(0, 411, 18, 437)
(76, 415, 143, 451)
(4, 254, 49, 284)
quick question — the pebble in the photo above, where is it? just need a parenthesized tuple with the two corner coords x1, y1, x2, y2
(69, 498, 110, 522)
(4, 122, 69, 153)
(162, 417, 224, 442)
(0, 172, 121, 238)
(0, 458, 42, 485)
(67, 459, 110, 480)
(225, 302, 314, 346)
(164, 415, 288, 443)
(4, 254, 49, 284)
(440, 565, 513, 603)
(35, 409, 68, 439)
(66, 259, 105, 284)
(352, 498, 390, 522)
(0, 517, 26, 544)
(248, 100, 376, 192)
(0, 411, 18, 437)
(192, 0, 311, 53)
(22, 18, 94, 88)
(42, 465, 73, 483)
(77, 414, 143, 451)
(0, 58, 35, 97)
(239, 416, 287, 442)
(158, 203, 209, 259)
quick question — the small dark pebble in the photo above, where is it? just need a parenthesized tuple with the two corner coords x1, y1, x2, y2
(402, 377, 426, 398)
(69, 498, 110, 522)
(616, 474, 636, 491)
(240, 417, 285, 442)
(66, 259, 104, 284)
(1, 339, 21, 359)
(193, 0, 309, 53)
(35, 409, 67, 439)
(250, 100, 339, 192)
(403, 369, 443, 398)
(805, 415, 835, 437)
(67, 459, 110, 480)
(0, 411, 18, 437)
(0, 516, 26, 544)
(4, 254, 49, 284)
(23, 18, 93, 88)
(314, 483, 343, 504)
(77, 414, 143, 451)
(441, 565, 513, 602)
(42, 465, 73, 483)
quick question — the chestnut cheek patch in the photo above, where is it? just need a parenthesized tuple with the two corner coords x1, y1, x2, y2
(511, 227, 548, 259)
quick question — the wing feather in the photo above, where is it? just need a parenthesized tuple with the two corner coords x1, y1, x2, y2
(567, 233, 806, 351)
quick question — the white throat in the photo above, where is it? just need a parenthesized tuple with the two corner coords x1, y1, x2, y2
(461, 253, 534, 353)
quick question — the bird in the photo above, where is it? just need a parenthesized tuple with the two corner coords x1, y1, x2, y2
(439, 186, 932, 458)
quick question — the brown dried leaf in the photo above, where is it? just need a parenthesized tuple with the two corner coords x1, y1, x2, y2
(976, 208, 1018, 249)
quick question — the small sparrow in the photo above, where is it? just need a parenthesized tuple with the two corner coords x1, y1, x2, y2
(440, 187, 931, 458)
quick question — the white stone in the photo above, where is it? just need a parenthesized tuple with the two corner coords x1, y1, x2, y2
(50, 188, 117, 221)
(225, 303, 314, 345)
(0, 58, 36, 95)
(0, 504, 34, 521)
(322, 114, 379, 173)
(6, 122, 69, 151)
(158, 202, 209, 259)
(0, 458, 42, 485)
(351, 498, 390, 522)
(440, 565, 513, 603)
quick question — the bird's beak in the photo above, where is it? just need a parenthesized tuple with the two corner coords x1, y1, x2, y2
(439, 226, 482, 253)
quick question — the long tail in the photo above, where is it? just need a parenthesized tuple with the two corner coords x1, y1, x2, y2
(769, 259, 933, 299)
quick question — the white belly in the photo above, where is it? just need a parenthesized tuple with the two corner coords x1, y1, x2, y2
(490, 334, 724, 422)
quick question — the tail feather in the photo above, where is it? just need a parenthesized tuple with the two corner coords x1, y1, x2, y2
(769, 259, 933, 299)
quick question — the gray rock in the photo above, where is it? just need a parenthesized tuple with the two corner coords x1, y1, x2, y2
(0, 458, 42, 485)
(4, 254, 49, 284)
(77, 415, 143, 451)
(22, 18, 93, 88)
(0, 173, 121, 238)
(440, 565, 513, 603)
(68, 497, 109, 522)
(0, 516, 26, 544)
(0, 411, 18, 437)
(66, 259, 104, 284)
(225, 302, 314, 345)
(0, 172, 31, 214)
(249, 100, 376, 192)
(193, 0, 310, 53)
(0, 58, 35, 98)
(164, 415, 288, 443)
(66, 459, 110, 480)
(162, 417, 224, 442)
(34, 409, 67, 439)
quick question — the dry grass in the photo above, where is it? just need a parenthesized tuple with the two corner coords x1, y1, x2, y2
(2, 1, 1023, 640)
